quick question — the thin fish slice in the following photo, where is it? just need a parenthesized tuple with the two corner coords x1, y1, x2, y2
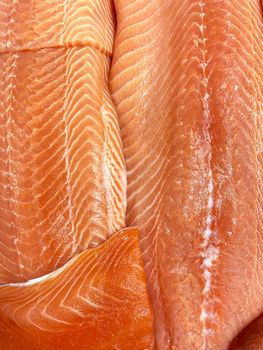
(0, 228, 155, 350)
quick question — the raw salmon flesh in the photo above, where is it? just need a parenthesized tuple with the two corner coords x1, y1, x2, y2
(0, 0, 262, 349)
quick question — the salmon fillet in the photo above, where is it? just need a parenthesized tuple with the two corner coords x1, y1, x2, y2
(0, 228, 155, 350)
(0, 0, 115, 54)
(0, 1, 126, 283)
(110, 0, 263, 348)
(0, 0, 262, 348)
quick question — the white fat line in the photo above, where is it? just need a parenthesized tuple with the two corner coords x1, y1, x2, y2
(5, 267, 63, 287)
(6, 50, 24, 273)
(198, 1, 220, 343)
(200, 170, 220, 334)
(63, 40, 76, 254)
(101, 104, 114, 233)
(1, 249, 83, 287)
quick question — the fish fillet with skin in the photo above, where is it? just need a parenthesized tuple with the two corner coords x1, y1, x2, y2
(0, 0, 126, 283)
(0, 228, 155, 350)
(111, 0, 263, 349)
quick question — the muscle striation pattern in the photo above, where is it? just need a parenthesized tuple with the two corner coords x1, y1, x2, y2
(110, 0, 263, 349)
(0, 0, 126, 283)
(0, 228, 155, 350)
(0, 0, 262, 348)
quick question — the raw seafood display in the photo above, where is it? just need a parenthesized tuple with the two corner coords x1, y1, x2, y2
(0, 0, 262, 349)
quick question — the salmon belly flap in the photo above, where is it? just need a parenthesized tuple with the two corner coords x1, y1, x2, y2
(0, 228, 155, 350)
(110, 0, 263, 349)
